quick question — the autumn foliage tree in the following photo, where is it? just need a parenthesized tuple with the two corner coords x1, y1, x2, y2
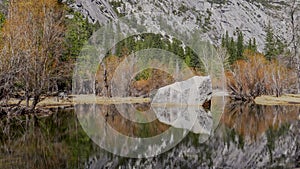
(226, 50, 296, 101)
(0, 0, 67, 109)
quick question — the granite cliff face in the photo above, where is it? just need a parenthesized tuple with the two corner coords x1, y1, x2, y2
(69, 0, 299, 52)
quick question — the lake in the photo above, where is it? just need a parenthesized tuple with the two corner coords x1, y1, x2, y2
(0, 97, 299, 169)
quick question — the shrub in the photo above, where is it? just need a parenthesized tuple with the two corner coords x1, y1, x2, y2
(226, 50, 296, 100)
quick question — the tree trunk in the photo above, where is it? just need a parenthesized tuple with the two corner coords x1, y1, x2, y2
(25, 91, 30, 107)
(31, 93, 40, 110)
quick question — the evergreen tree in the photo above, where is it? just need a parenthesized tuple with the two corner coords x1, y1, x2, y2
(236, 31, 244, 59)
(185, 47, 192, 67)
(252, 38, 257, 52)
(152, 34, 163, 48)
(247, 38, 257, 52)
(248, 38, 252, 50)
(264, 21, 276, 60)
(275, 38, 285, 56)
(221, 34, 226, 47)
(65, 11, 99, 59)
(228, 37, 236, 64)
(225, 30, 229, 48)
(172, 38, 184, 59)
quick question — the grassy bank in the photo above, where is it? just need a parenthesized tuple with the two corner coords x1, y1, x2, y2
(255, 94, 300, 106)
(4, 95, 151, 109)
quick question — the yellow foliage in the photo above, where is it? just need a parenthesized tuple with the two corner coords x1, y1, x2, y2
(0, 0, 66, 106)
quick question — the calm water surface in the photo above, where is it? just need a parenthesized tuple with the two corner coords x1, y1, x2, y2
(0, 98, 299, 169)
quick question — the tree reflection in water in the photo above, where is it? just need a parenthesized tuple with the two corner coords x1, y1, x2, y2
(0, 110, 99, 169)
(222, 101, 299, 142)
(0, 101, 299, 168)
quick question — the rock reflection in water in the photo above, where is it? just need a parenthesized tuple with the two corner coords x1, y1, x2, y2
(82, 103, 170, 138)
(75, 95, 224, 158)
(152, 105, 213, 135)
(0, 101, 299, 168)
(76, 103, 192, 158)
(84, 101, 299, 169)
(75, 95, 225, 158)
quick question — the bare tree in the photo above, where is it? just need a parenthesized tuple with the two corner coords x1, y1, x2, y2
(0, 0, 66, 109)
(226, 50, 294, 100)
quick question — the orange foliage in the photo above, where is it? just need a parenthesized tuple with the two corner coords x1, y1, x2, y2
(227, 50, 296, 100)
(0, 0, 66, 106)
(130, 69, 175, 97)
(221, 102, 299, 142)
(97, 104, 170, 138)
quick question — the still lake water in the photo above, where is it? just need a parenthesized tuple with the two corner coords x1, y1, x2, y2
(0, 97, 299, 169)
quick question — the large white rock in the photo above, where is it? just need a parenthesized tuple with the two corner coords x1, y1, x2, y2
(151, 76, 213, 134)
(151, 76, 212, 106)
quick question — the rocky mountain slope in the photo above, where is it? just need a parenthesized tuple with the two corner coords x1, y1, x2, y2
(68, 0, 299, 52)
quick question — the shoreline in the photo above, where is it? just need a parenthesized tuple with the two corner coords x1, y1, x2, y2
(254, 94, 300, 106)
(3, 95, 152, 109)
(2, 94, 300, 116)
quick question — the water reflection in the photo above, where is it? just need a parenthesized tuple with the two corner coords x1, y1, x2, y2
(75, 95, 224, 158)
(0, 110, 98, 169)
(84, 101, 299, 168)
(222, 101, 299, 142)
(0, 101, 299, 168)
(76, 103, 196, 158)
(79, 103, 170, 138)
(152, 105, 213, 134)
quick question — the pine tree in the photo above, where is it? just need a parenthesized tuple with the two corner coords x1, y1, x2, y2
(221, 34, 226, 47)
(275, 38, 285, 56)
(185, 47, 192, 67)
(248, 38, 252, 50)
(252, 38, 257, 52)
(264, 21, 276, 60)
(225, 30, 229, 48)
(65, 12, 98, 59)
(247, 38, 257, 52)
(172, 38, 184, 59)
(228, 37, 236, 64)
(236, 31, 244, 60)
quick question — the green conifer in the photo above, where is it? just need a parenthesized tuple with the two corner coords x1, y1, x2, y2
(264, 21, 276, 60)
(236, 31, 244, 59)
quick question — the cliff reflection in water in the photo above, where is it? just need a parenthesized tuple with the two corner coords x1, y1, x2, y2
(0, 99, 299, 168)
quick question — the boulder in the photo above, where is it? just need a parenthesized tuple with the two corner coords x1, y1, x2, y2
(151, 76, 213, 134)
(151, 76, 212, 106)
